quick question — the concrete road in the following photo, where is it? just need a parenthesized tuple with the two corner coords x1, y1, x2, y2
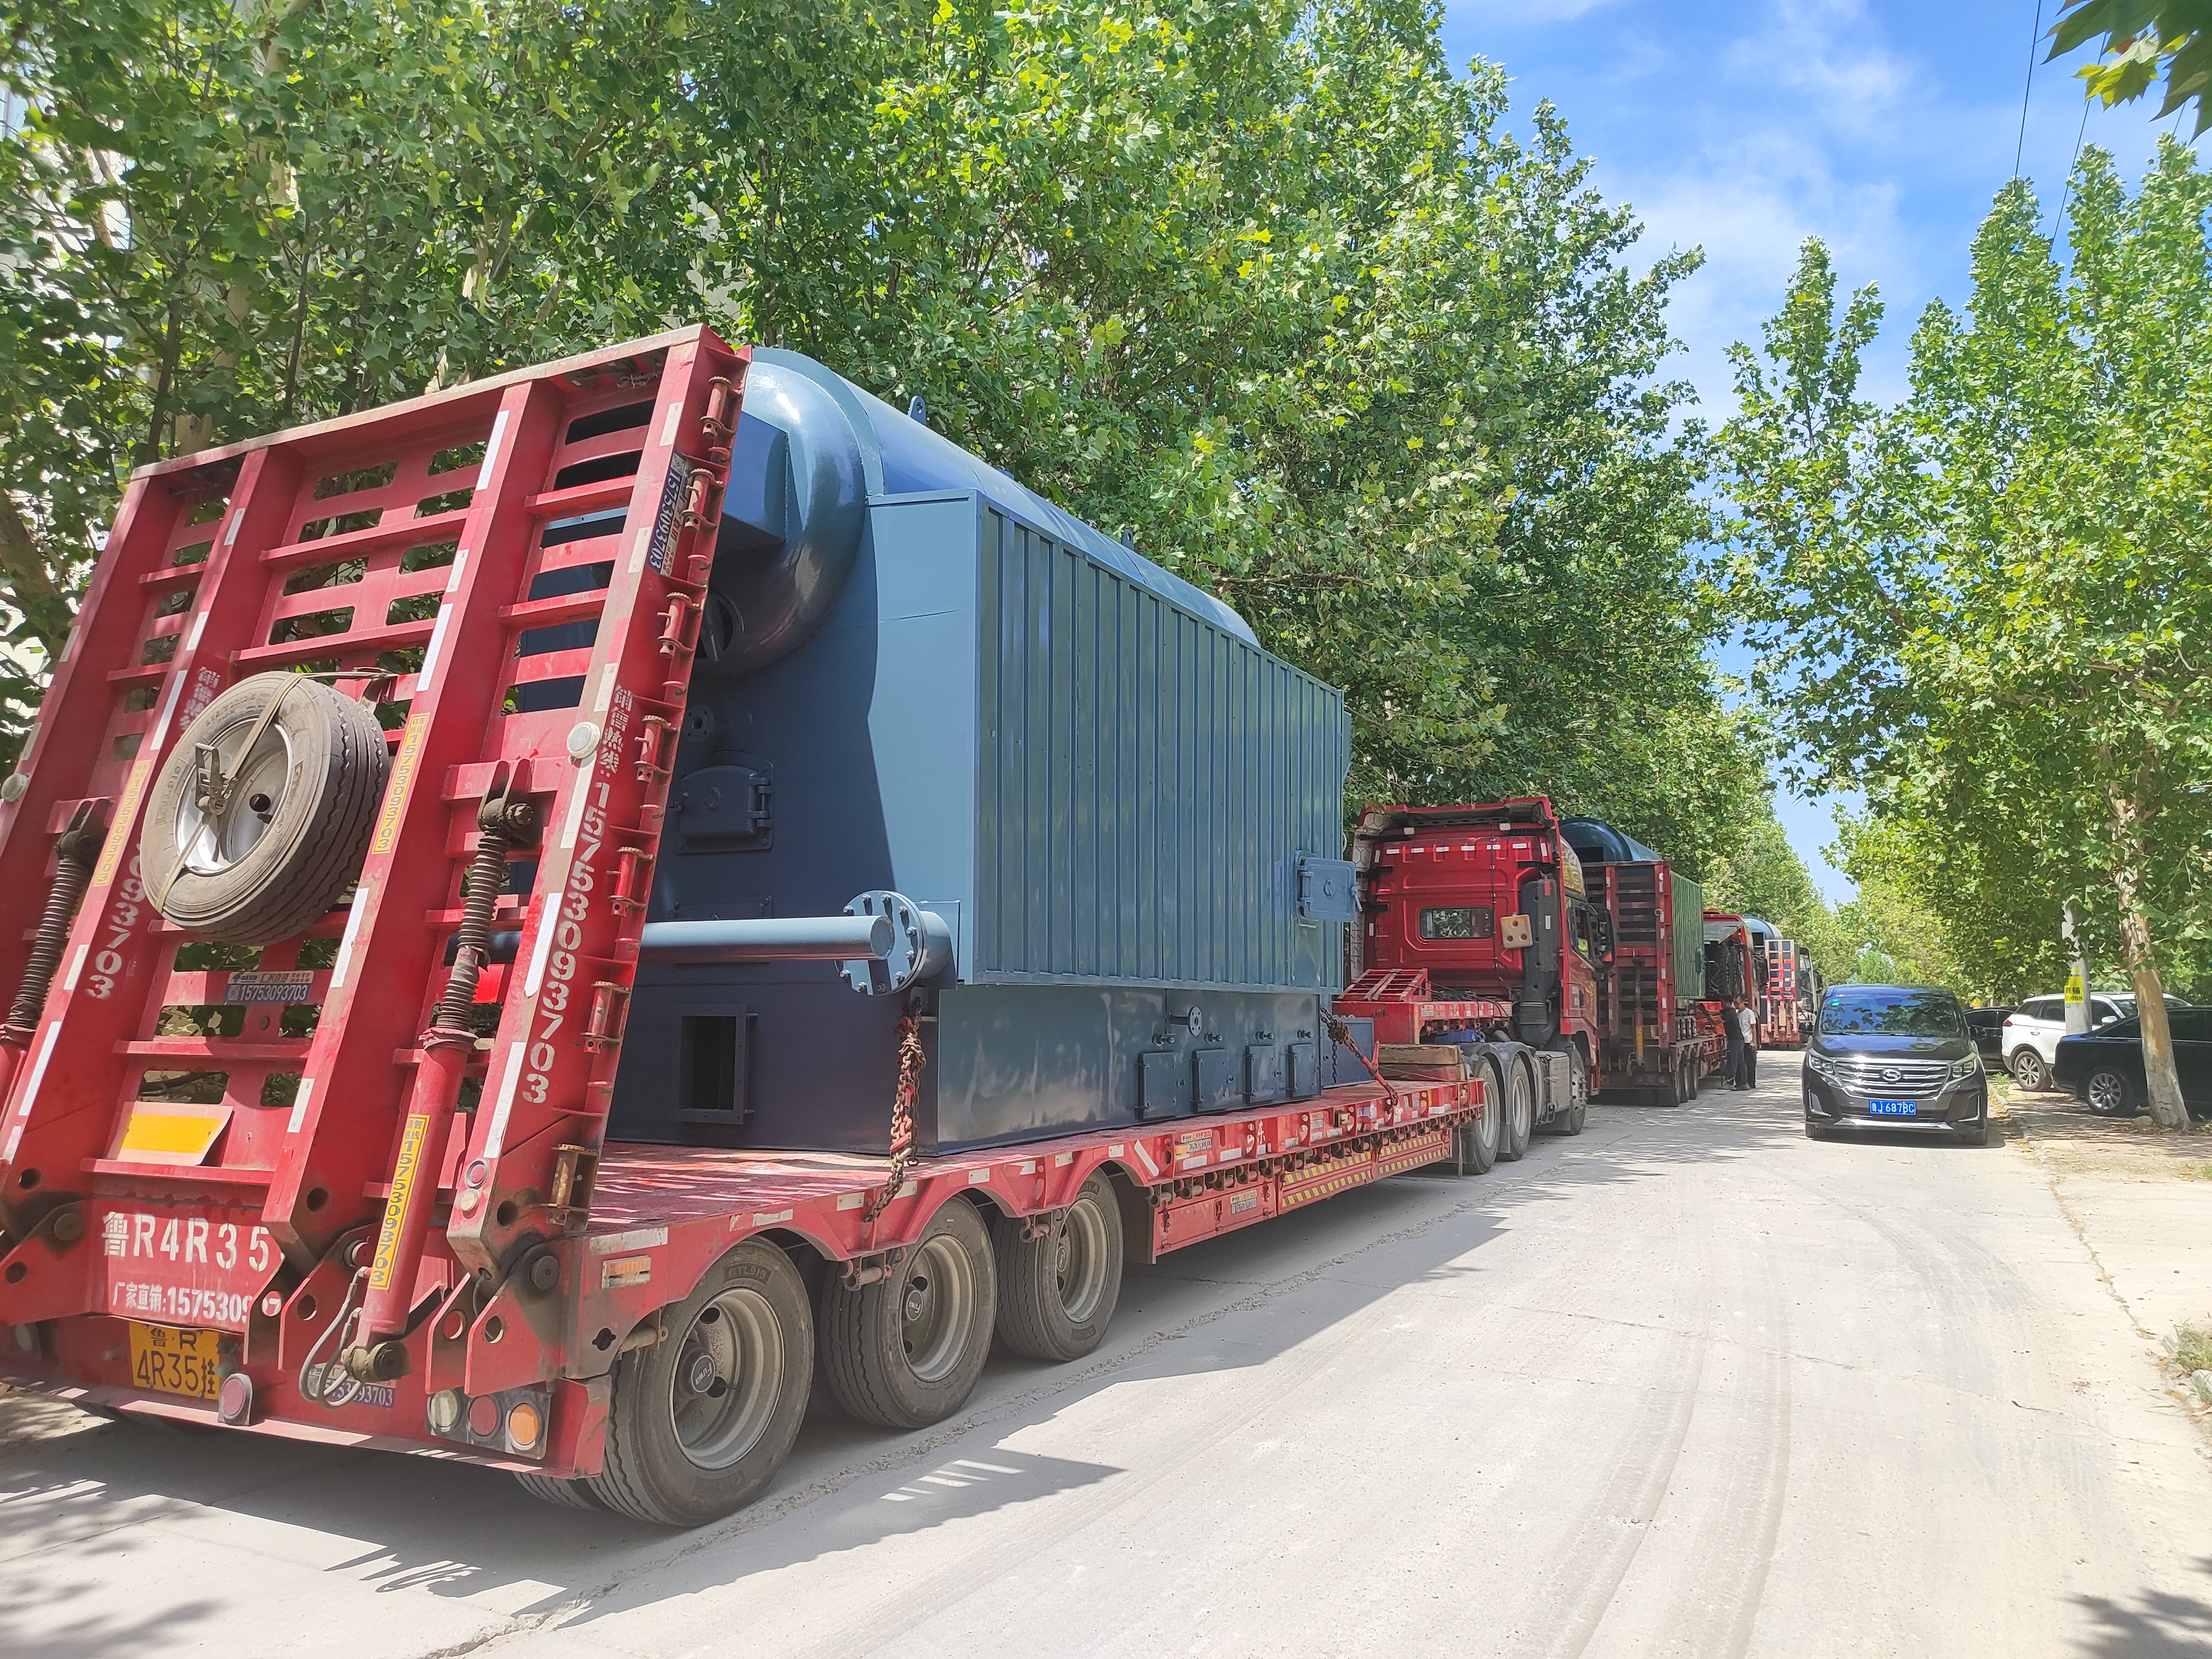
(7, 1071, 2211, 1658)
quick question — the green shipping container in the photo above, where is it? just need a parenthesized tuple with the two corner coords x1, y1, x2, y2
(1672, 871, 1705, 1004)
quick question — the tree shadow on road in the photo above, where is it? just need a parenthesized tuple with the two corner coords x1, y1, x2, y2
(2073, 1561, 2212, 1655)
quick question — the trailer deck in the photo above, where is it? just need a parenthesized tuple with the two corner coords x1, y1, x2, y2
(2, 1074, 1477, 1471)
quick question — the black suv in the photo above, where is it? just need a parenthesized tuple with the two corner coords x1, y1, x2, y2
(1802, 984, 1990, 1145)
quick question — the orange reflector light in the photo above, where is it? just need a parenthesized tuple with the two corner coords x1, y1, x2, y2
(507, 1400, 542, 1448)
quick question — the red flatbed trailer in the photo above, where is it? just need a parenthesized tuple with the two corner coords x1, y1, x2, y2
(9, 1087, 1475, 1468)
(0, 326, 1484, 1519)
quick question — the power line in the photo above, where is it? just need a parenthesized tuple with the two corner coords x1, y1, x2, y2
(2015, 0, 2047, 179)
(2057, 92, 2091, 231)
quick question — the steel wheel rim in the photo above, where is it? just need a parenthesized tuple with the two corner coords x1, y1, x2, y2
(1474, 1081, 1501, 1156)
(901, 1232, 975, 1384)
(1511, 1071, 1533, 1138)
(665, 1286, 784, 1470)
(174, 717, 294, 877)
(2088, 1071, 2125, 1114)
(1054, 1195, 1112, 1324)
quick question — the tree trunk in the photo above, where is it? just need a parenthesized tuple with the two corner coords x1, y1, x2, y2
(2105, 783, 2188, 1128)
(2125, 952, 2187, 1129)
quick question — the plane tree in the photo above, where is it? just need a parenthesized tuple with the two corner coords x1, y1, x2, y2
(1720, 148, 2212, 1129)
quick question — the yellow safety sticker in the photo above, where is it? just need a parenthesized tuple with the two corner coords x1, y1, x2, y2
(368, 1113, 431, 1291)
(116, 1103, 230, 1165)
(368, 713, 429, 857)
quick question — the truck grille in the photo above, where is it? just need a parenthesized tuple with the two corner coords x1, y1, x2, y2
(1827, 1057, 1952, 1099)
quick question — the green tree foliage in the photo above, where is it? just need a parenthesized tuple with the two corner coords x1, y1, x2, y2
(1720, 150, 2212, 1128)
(2051, 1, 2212, 137)
(2, 0, 1740, 863)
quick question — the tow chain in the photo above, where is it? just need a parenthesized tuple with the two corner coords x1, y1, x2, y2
(1321, 1009, 1400, 1113)
(861, 1014, 927, 1227)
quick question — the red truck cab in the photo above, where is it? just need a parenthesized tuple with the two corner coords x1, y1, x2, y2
(1349, 799, 1604, 1097)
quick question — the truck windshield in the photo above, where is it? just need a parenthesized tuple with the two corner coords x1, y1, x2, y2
(1819, 990, 1965, 1037)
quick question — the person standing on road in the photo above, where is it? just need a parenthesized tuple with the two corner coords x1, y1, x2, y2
(1736, 998, 1760, 1089)
(1723, 995, 1747, 1089)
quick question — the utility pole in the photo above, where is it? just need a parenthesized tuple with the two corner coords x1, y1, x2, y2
(2062, 901, 2090, 1036)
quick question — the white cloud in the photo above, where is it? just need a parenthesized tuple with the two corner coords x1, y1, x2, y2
(1721, 0, 1914, 123)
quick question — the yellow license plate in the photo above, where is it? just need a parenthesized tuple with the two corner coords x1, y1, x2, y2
(127, 1322, 223, 1400)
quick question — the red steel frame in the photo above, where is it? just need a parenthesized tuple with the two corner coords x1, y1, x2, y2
(0, 324, 1485, 1475)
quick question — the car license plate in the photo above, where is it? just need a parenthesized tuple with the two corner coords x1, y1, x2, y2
(1867, 1098, 1917, 1117)
(127, 1323, 223, 1400)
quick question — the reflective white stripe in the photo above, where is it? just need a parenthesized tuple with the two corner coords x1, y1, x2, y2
(10, 1024, 64, 1145)
(481, 1043, 525, 1156)
(418, 604, 455, 684)
(556, 768, 593, 851)
(476, 408, 510, 490)
(659, 401, 682, 447)
(589, 1226, 667, 1254)
(185, 612, 207, 653)
(327, 887, 371, 989)
(523, 894, 559, 995)
(285, 1077, 315, 1134)
(60, 939, 89, 993)
(225, 509, 245, 546)
(147, 671, 187, 748)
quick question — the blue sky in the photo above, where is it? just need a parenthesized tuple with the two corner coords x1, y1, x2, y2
(1436, 0, 2186, 900)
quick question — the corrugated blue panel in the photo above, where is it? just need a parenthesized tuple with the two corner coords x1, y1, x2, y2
(977, 506, 1349, 990)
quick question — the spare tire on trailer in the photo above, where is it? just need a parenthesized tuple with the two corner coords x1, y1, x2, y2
(141, 672, 390, 945)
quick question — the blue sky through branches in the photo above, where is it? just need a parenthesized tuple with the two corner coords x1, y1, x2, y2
(1441, 0, 2190, 899)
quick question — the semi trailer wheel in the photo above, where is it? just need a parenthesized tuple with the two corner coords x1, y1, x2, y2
(821, 1199, 996, 1429)
(594, 1240, 813, 1527)
(1454, 1053, 1503, 1174)
(513, 1472, 608, 1511)
(1497, 1055, 1536, 1162)
(994, 1172, 1124, 1363)
(141, 672, 390, 945)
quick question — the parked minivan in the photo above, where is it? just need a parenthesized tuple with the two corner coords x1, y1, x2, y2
(1803, 984, 1990, 1145)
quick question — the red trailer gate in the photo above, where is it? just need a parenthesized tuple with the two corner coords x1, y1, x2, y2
(0, 326, 1486, 1523)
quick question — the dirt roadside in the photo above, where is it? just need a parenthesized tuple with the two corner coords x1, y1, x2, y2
(1996, 1077, 2212, 1441)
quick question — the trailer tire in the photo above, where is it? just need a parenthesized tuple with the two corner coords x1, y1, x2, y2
(140, 673, 390, 945)
(993, 1172, 1124, 1363)
(821, 1198, 996, 1430)
(1497, 1053, 1536, 1162)
(594, 1239, 813, 1527)
(1455, 1053, 1502, 1174)
(513, 1472, 608, 1511)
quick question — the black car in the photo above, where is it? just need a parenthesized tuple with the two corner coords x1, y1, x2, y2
(2053, 1006, 2212, 1119)
(1802, 984, 1991, 1145)
(1965, 1005, 2012, 1066)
